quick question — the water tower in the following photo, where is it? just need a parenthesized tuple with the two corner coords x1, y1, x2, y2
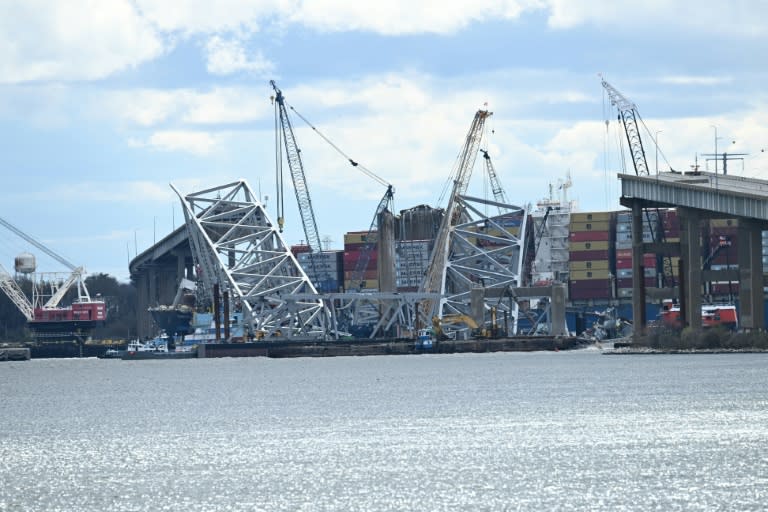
(14, 252, 36, 274)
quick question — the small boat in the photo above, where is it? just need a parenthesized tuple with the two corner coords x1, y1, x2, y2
(121, 333, 197, 360)
(98, 348, 125, 359)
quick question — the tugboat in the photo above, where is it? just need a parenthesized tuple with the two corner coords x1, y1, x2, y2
(121, 332, 197, 360)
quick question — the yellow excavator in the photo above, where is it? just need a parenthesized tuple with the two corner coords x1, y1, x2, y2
(431, 314, 480, 340)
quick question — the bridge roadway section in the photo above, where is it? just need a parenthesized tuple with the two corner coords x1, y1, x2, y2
(620, 170, 768, 332)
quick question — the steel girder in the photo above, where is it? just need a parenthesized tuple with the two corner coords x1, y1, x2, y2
(437, 194, 530, 336)
(172, 180, 328, 339)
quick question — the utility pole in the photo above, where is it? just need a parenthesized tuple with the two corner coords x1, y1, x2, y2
(703, 152, 747, 175)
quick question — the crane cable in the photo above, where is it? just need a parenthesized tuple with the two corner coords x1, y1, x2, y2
(285, 102, 391, 189)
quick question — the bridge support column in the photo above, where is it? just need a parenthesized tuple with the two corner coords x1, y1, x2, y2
(631, 203, 646, 334)
(737, 219, 764, 330)
(679, 208, 702, 328)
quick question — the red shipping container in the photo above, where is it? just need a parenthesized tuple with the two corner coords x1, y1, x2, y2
(710, 283, 739, 295)
(569, 279, 612, 291)
(569, 249, 610, 261)
(569, 231, 611, 242)
(343, 250, 378, 271)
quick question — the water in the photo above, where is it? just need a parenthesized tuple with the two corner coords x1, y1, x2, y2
(2, 350, 768, 511)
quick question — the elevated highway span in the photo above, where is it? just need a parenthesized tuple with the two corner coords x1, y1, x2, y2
(620, 170, 768, 331)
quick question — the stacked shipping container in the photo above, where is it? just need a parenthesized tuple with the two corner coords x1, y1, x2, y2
(706, 218, 738, 296)
(568, 212, 614, 300)
(614, 210, 659, 298)
(296, 250, 344, 293)
(395, 240, 431, 291)
(343, 231, 378, 291)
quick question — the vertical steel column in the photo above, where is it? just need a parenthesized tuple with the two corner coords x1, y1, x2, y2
(737, 220, 765, 330)
(631, 203, 646, 333)
(679, 208, 702, 328)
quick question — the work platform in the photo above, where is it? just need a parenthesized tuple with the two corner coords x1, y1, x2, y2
(620, 170, 768, 331)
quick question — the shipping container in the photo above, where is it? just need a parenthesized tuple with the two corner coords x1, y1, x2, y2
(570, 240, 610, 251)
(343, 269, 379, 281)
(343, 250, 378, 270)
(616, 277, 656, 288)
(571, 211, 613, 223)
(710, 283, 739, 295)
(344, 279, 378, 291)
(710, 218, 738, 228)
(569, 260, 610, 271)
(568, 249, 610, 262)
(569, 279, 612, 299)
(570, 220, 612, 232)
(616, 267, 657, 279)
(344, 231, 376, 245)
(570, 269, 611, 280)
(569, 231, 611, 242)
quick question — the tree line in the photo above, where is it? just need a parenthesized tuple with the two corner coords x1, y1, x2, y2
(0, 273, 137, 342)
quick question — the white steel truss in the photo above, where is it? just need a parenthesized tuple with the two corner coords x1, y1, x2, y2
(433, 194, 530, 335)
(172, 180, 328, 339)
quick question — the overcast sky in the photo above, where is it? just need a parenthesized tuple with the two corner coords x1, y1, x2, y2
(1, 0, 767, 281)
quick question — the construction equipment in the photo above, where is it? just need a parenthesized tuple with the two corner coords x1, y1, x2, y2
(479, 149, 510, 211)
(0, 216, 106, 340)
(421, 109, 492, 312)
(350, 185, 394, 291)
(601, 78, 675, 288)
(270, 80, 323, 255)
(431, 313, 479, 340)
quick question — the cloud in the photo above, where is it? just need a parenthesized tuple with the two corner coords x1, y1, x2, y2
(140, 130, 219, 155)
(546, 0, 768, 36)
(204, 35, 275, 76)
(659, 75, 735, 86)
(0, 0, 165, 84)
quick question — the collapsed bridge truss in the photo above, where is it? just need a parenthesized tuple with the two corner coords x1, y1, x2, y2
(172, 180, 328, 339)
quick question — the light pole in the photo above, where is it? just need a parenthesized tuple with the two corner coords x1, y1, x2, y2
(711, 125, 721, 173)
(655, 130, 662, 174)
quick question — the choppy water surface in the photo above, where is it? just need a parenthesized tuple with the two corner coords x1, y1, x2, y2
(2, 350, 768, 511)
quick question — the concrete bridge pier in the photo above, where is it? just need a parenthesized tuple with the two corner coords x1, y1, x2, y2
(738, 219, 765, 330)
(678, 207, 703, 329)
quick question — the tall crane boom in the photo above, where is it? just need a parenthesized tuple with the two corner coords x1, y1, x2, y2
(600, 77, 650, 176)
(350, 185, 394, 291)
(0, 263, 34, 321)
(0, 216, 77, 271)
(421, 109, 491, 312)
(270, 80, 323, 254)
(480, 149, 509, 208)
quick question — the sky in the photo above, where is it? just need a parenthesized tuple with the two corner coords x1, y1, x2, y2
(1, 0, 767, 282)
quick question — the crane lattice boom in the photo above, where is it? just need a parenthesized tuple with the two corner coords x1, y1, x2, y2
(271, 80, 323, 254)
(0, 263, 34, 321)
(600, 78, 650, 176)
(480, 149, 509, 209)
(421, 109, 491, 312)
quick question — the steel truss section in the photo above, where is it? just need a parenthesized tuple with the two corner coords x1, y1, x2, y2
(172, 180, 328, 339)
(438, 194, 530, 336)
(290, 292, 442, 339)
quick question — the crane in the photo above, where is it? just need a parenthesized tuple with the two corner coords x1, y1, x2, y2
(420, 109, 492, 318)
(600, 78, 675, 288)
(479, 149, 510, 209)
(269, 82, 396, 293)
(270, 80, 323, 255)
(0, 215, 94, 308)
(0, 216, 106, 340)
(0, 263, 34, 320)
(600, 76, 650, 177)
(350, 184, 394, 291)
